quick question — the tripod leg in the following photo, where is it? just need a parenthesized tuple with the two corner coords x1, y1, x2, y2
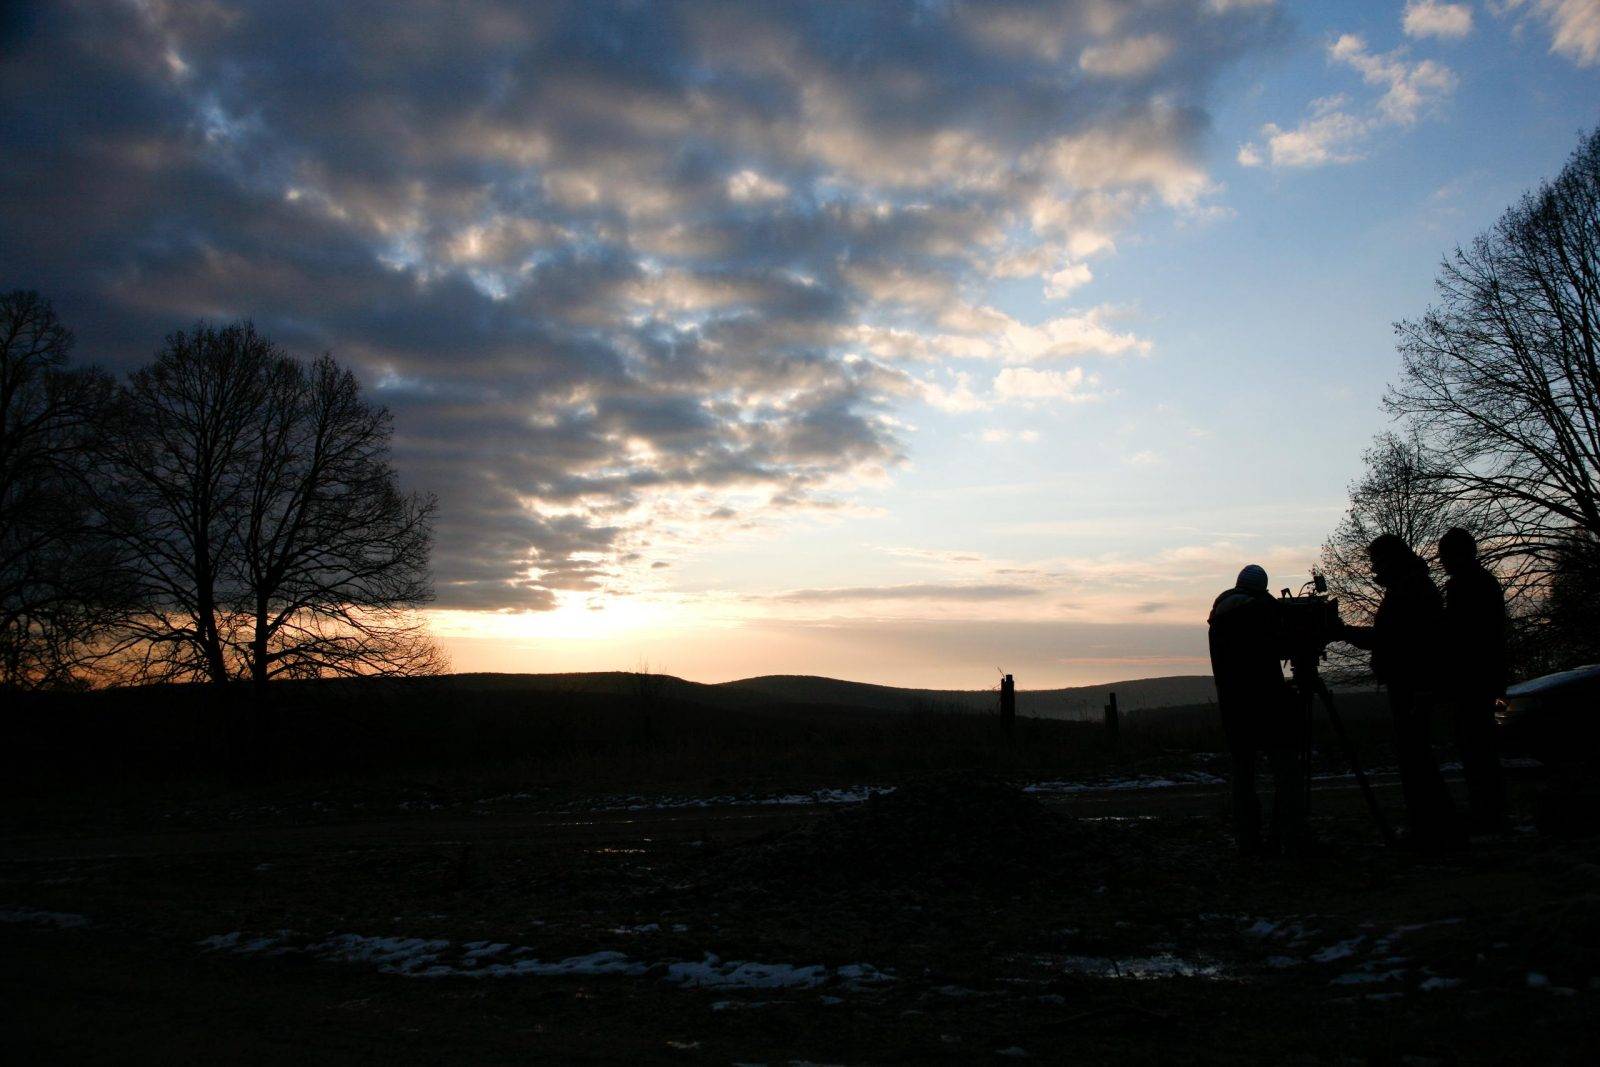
(1301, 684, 1313, 821)
(1316, 682, 1396, 847)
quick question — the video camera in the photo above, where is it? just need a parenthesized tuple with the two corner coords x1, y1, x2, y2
(1276, 572, 1396, 845)
(1276, 572, 1342, 667)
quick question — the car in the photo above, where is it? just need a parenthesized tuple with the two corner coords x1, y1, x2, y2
(1495, 663, 1600, 763)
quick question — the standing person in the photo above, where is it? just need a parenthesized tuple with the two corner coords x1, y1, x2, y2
(1208, 564, 1304, 857)
(1438, 527, 1507, 832)
(1339, 535, 1462, 850)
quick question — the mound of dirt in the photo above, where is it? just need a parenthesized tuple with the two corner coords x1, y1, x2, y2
(711, 773, 1090, 893)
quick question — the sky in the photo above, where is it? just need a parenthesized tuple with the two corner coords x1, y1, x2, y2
(2, 1, 1597, 688)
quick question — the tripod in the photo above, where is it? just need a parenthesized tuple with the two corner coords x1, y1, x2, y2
(1288, 655, 1396, 847)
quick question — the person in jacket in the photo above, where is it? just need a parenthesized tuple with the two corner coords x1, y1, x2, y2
(1438, 527, 1507, 832)
(1339, 534, 1462, 849)
(1209, 564, 1303, 856)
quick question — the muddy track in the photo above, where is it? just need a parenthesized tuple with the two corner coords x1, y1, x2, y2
(4, 768, 1595, 1064)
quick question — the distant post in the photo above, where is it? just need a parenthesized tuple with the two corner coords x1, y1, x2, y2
(1104, 691, 1120, 746)
(1000, 674, 1015, 737)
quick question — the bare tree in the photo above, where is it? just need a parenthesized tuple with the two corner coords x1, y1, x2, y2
(237, 353, 440, 685)
(102, 323, 441, 687)
(100, 324, 273, 684)
(1539, 535, 1600, 669)
(0, 291, 123, 688)
(1387, 126, 1600, 582)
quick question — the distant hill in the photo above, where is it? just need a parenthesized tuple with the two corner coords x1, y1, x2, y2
(718, 674, 1215, 718)
(442, 670, 1218, 720)
(3, 670, 1241, 795)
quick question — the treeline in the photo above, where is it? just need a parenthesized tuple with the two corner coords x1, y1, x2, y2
(0, 295, 439, 690)
(1322, 126, 1600, 678)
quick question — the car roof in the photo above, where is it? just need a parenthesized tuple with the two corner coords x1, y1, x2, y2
(1507, 663, 1600, 697)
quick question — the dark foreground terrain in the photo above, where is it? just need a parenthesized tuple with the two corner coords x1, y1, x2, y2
(5, 757, 1599, 1064)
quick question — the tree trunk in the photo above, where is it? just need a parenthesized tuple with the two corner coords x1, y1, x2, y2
(250, 597, 269, 690)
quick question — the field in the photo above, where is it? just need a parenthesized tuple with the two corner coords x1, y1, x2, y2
(4, 675, 1598, 1063)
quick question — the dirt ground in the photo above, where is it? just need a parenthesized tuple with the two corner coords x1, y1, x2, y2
(4, 764, 1599, 1064)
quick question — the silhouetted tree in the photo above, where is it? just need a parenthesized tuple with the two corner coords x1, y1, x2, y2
(0, 291, 124, 688)
(101, 323, 441, 687)
(1387, 126, 1600, 585)
(1543, 536, 1600, 667)
(236, 353, 441, 685)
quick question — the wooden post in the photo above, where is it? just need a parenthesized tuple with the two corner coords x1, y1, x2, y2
(1104, 691, 1120, 745)
(1000, 674, 1015, 737)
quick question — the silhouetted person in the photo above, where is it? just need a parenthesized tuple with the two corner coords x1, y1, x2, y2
(1439, 527, 1507, 832)
(1340, 535, 1462, 850)
(1209, 564, 1304, 856)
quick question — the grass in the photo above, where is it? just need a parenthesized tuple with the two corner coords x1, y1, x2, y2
(2, 673, 1408, 800)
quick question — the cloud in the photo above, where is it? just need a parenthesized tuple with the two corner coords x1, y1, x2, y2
(1238, 35, 1455, 168)
(1500, 0, 1600, 66)
(993, 366, 1099, 403)
(976, 428, 1041, 444)
(1206, 0, 1276, 11)
(1329, 34, 1458, 124)
(726, 169, 790, 202)
(919, 371, 988, 413)
(1079, 34, 1176, 78)
(771, 582, 1043, 603)
(984, 306, 1152, 362)
(1244, 98, 1370, 168)
(1044, 262, 1094, 298)
(1403, 2, 1476, 40)
(0, 0, 1283, 611)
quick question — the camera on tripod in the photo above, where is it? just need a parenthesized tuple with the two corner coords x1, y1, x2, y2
(1276, 572, 1342, 667)
(1274, 570, 1395, 845)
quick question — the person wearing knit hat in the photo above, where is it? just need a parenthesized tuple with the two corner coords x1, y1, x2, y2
(1208, 565, 1304, 857)
(1236, 564, 1268, 592)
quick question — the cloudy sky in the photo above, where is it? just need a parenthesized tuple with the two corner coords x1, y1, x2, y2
(3, 1, 1597, 687)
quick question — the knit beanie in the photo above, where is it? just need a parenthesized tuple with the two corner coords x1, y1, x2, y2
(1236, 564, 1269, 591)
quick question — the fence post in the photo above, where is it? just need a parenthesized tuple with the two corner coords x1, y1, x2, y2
(1104, 690, 1119, 747)
(1000, 674, 1015, 738)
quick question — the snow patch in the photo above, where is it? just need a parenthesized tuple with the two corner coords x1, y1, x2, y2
(593, 785, 894, 812)
(1330, 968, 1406, 986)
(1051, 954, 1224, 979)
(1310, 937, 1364, 963)
(309, 934, 452, 975)
(668, 955, 826, 990)
(477, 950, 645, 979)
(1022, 771, 1224, 795)
(0, 908, 89, 929)
(197, 929, 894, 991)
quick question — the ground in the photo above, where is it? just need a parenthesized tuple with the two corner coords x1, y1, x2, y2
(4, 763, 1599, 1064)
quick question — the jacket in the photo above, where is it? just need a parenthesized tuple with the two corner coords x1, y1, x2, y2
(1208, 585, 1285, 701)
(1443, 562, 1507, 694)
(1344, 565, 1445, 691)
